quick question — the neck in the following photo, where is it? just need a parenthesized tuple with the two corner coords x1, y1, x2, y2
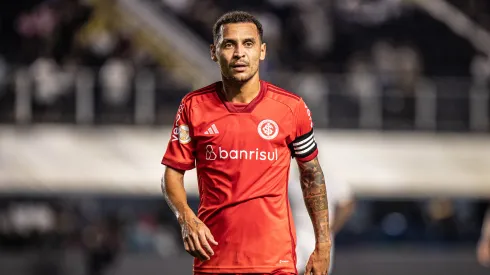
(221, 74, 261, 104)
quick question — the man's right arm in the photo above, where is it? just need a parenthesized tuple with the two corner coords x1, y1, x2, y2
(161, 166, 218, 261)
(161, 166, 191, 222)
(161, 98, 217, 261)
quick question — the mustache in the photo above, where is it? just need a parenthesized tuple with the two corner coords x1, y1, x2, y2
(230, 61, 249, 66)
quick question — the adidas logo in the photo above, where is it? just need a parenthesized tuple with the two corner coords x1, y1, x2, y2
(204, 124, 219, 135)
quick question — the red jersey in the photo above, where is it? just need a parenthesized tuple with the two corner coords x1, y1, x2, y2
(162, 80, 318, 274)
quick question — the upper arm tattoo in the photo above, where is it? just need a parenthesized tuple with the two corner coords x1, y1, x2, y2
(297, 157, 330, 243)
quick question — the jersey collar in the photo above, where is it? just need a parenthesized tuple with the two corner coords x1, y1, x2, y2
(215, 80, 268, 113)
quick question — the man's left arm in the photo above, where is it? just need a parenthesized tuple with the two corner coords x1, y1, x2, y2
(297, 157, 331, 245)
(297, 157, 332, 274)
(290, 98, 331, 273)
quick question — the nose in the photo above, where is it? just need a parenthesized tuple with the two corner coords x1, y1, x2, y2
(233, 44, 245, 58)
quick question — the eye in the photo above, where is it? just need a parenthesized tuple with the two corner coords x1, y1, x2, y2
(224, 42, 233, 48)
(244, 41, 254, 47)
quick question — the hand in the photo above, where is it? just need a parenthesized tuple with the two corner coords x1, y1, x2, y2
(477, 237, 490, 267)
(304, 243, 331, 275)
(179, 210, 218, 261)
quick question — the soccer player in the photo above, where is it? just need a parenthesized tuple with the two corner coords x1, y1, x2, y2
(289, 175, 355, 274)
(160, 11, 331, 275)
(477, 206, 490, 267)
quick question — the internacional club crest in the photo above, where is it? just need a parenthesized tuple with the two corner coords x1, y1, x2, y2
(258, 119, 279, 140)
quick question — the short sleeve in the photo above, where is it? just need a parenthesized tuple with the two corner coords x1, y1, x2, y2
(161, 99, 196, 170)
(288, 98, 318, 162)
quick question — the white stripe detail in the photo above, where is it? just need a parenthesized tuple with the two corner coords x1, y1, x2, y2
(294, 138, 315, 151)
(293, 132, 314, 146)
(296, 142, 316, 155)
(204, 124, 219, 135)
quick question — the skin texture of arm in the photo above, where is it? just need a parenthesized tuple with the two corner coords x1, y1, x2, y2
(297, 156, 332, 274)
(161, 166, 191, 221)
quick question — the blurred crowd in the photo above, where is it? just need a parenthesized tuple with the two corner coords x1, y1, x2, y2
(0, 195, 487, 275)
(0, 0, 159, 70)
(0, 0, 489, 130)
(0, 0, 191, 124)
(0, 0, 487, 130)
(0, 196, 185, 275)
(157, 0, 490, 75)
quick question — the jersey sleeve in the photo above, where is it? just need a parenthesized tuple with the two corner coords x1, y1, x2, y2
(288, 98, 318, 162)
(161, 99, 196, 171)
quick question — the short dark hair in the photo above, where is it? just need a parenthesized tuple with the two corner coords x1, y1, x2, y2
(213, 11, 263, 44)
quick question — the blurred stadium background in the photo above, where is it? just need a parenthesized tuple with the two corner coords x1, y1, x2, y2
(1, 0, 490, 274)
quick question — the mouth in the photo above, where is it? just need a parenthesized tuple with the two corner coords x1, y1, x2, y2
(231, 64, 248, 72)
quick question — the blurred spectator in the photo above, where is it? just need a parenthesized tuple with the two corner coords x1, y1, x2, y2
(16, 3, 57, 39)
(161, 0, 195, 14)
(99, 57, 134, 107)
(153, 224, 181, 258)
(372, 40, 398, 88)
(425, 199, 460, 242)
(396, 44, 422, 93)
(297, 1, 333, 58)
(7, 202, 56, 236)
(30, 57, 64, 105)
(335, 0, 405, 26)
(0, 55, 7, 91)
(254, 11, 282, 72)
(83, 28, 119, 64)
(128, 214, 157, 252)
(82, 216, 122, 275)
(292, 69, 329, 127)
(470, 55, 490, 85)
(346, 52, 377, 98)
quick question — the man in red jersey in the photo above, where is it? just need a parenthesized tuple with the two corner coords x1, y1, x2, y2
(160, 11, 331, 275)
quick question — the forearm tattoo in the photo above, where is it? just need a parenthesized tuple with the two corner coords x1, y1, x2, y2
(298, 157, 330, 244)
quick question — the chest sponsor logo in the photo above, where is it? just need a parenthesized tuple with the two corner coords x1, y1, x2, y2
(205, 145, 278, 161)
(257, 119, 279, 140)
